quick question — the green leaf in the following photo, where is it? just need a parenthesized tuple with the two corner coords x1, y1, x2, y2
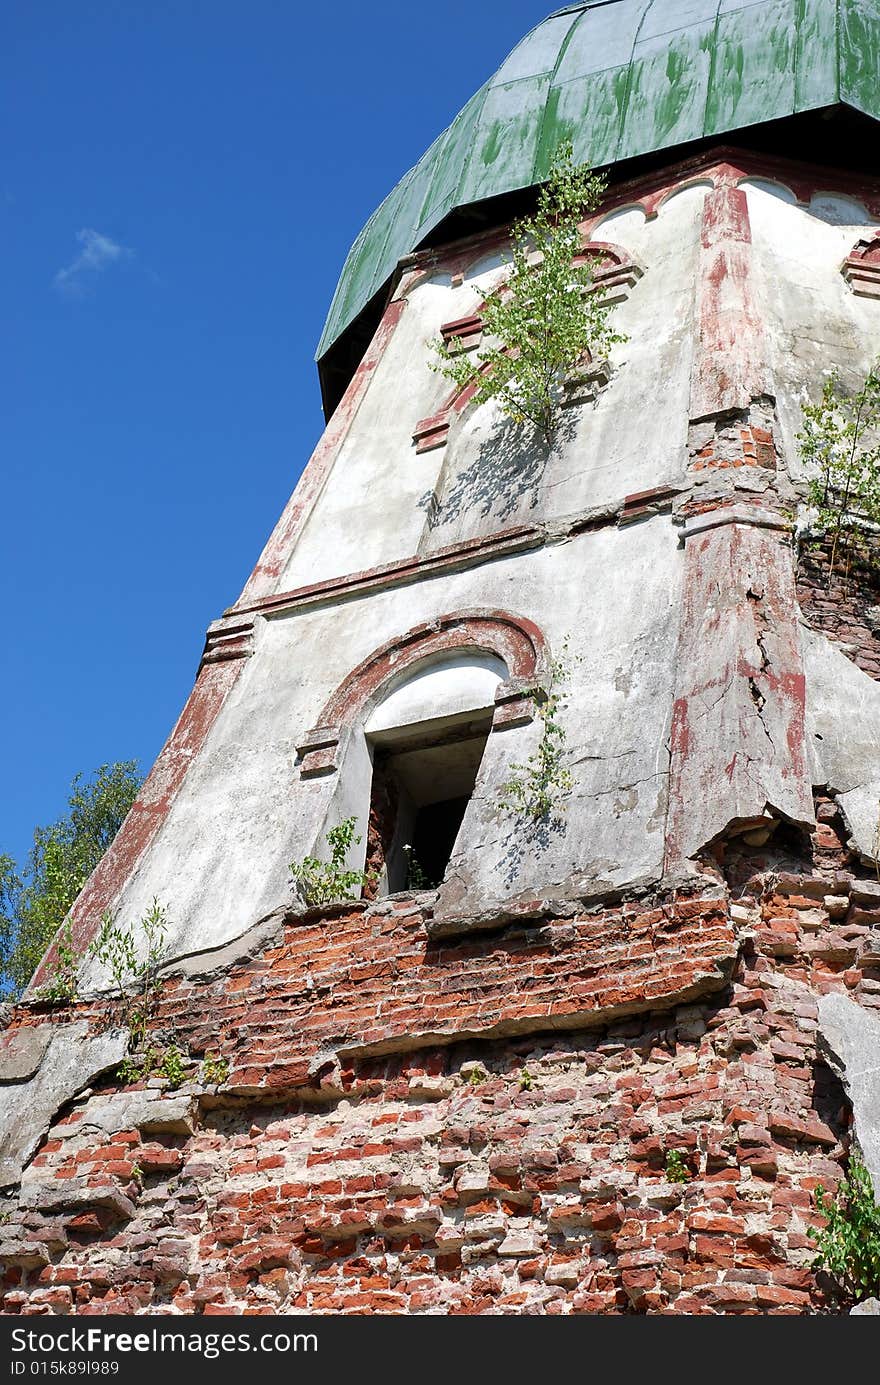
(499, 642, 576, 822)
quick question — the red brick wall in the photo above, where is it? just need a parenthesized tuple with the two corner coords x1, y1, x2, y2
(3, 832, 879, 1315)
(797, 534, 880, 683)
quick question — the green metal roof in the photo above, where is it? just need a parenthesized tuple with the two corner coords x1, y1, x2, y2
(317, 0, 880, 364)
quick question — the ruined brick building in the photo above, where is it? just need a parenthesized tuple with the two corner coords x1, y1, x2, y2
(4, 0, 880, 1315)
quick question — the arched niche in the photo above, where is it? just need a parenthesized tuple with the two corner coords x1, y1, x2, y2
(364, 653, 507, 893)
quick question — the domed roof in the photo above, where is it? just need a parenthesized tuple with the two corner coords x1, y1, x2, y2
(317, 0, 880, 373)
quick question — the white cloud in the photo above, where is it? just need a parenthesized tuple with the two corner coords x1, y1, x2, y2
(54, 228, 133, 294)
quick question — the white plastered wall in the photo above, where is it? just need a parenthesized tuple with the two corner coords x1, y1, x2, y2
(742, 180, 880, 475)
(276, 184, 707, 588)
(422, 182, 706, 551)
(803, 625, 880, 864)
(80, 516, 681, 982)
(742, 179, 880, 862)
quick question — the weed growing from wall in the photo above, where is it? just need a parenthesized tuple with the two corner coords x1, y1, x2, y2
(290, 817, 373, 907)
(403, 844, 430, 891)
(32, 896, 208, 1091)
(809, 1151, 880, 1303)
(156, 1043, 186, 1089)
(665, 1149, 691, 1184)
(201, 1053, 230, 1086)
(499, 645, 574, 822)
(86, 899, 189, 1088)
(118, 1042, 192, 1089)
(430, 142, 623, 449)
(89, 897, 168, 1050)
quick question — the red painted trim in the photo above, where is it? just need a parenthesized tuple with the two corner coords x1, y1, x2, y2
(238, 295, 409, 606)
(319, 610, 547, 723)
(30, 658, 245, 992)
(846, 234, 880, 265)
(200, 614, 254, 666)
(618, 484, 680, 524)
(728, 159, 880, 218)
(440, 313, 483, 347)
(399, 226, 512, 289)
(297, 610, 549, 776)
(412, 415, 450, 453)
(230, 525, 544, 623)
(690, 184, 770, 419)
(218, 483, 676, 636)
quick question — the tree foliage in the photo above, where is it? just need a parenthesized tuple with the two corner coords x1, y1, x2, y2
(430, 142, 623, 447)
(0, 761, 142, 998)
(798, 364, 880, 577)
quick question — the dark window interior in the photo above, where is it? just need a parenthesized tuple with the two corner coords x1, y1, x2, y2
(365, 713, 492, 895)
(410, 796, 470, 887)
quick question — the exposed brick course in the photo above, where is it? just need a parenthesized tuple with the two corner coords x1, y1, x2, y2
(3, 846, 879, 1315)
(797, 535, 880, 683)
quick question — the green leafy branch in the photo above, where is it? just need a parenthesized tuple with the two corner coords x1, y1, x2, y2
(89, 897, 168, 1051)
(31, 895, 179, 1085)
(430, 141, 624, 449)
(88, 898, 178, 1084)
(118, 1041, 187, 1090)
(402, 845, 431, 891)
(809, 1150, 880, 1303)
(201, 1052, 229, 1086)
(797, 364, 880, 579)
(499, 645, 574, 822)
(290, 817, 373, 907)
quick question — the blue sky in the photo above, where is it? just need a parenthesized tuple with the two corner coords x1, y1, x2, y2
(2, 2, 551, 867)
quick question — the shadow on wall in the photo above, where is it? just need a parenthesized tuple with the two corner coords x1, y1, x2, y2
(427, 408, 579, 538)
(497, 810, 568, 887)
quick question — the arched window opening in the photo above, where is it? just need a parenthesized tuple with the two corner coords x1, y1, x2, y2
(296, 610, 547, 904)
(362, 655, 504, 895)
